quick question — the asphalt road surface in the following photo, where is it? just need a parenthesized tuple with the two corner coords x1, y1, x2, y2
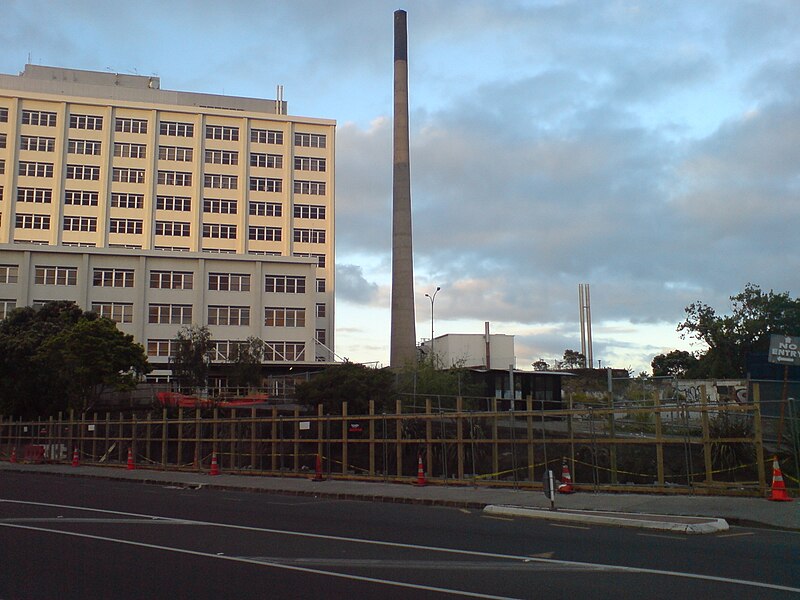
(1, 473, 798, 599)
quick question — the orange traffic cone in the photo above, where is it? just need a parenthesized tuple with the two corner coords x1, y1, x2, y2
(72, 448, 80, 467)
(311, 453, 324, 481)
(10, 447, 17, 463)
(210, 451, 220, 476)
(414, 453, 427, 486)
(126, 447, 135, 470)
(768, 457, 792, 502)
(558, 458, 575, 494)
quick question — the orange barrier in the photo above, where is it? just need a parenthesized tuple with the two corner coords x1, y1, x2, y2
(414, 453, 427, 487)
(768, 457, 792, 502)
(23, 445, 45, 464)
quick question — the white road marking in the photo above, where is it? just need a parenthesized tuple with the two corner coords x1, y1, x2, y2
(549, 523, 590, 530)
(716, 532, 755, 538)
(637, 533, 686, 541)
(1, 498, 798, 594)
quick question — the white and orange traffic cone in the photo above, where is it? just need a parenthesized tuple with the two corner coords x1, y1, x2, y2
(126, 447, 135, 470)
(71, 448, 80, 467)
(557, 458, 575, 494)
(210, 451, 220, 476)
(768, 457, 792, 502)
(311, 453, 324, 482)
(414, 453, 427, 487)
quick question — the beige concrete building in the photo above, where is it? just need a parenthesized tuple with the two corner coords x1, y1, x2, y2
(0, 65, 335, 382)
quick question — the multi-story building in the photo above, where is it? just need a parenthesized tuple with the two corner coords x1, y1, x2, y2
(0, 65, 335, 383)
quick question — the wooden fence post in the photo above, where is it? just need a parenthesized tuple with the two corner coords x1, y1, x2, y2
(250, 407, 257, 470)
(395, 399, 403, 477)
(654, 395, 665, 486)
(425, 398, 433, 477)
(527, 397, 535, 481)
(699, 384, 713, 483)
(342, 402, 348, 475)
(368, 400, 375, 476)
(491, 398, 499, 480)
(752, 383, 766, 494)
(456, 396, 464, 480)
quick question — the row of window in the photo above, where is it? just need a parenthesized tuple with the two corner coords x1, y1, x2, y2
(12, 111, 325, 147)
(91, 301, 326, 323)
(147, 339, 307, 361)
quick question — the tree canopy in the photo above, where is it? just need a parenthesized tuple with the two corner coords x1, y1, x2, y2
(294, 362, 395, 415)
(169, 325, 213, 392)
(653, 283, 800, 378)
(0, 301, 150, 417)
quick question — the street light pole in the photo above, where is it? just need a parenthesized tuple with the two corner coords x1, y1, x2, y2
(424, 286, 441, 365)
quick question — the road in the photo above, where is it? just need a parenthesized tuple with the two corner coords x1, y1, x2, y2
(1, 473, 798, 599)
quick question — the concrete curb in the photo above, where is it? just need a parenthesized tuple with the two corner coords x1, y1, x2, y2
(483, 504, 730, 534)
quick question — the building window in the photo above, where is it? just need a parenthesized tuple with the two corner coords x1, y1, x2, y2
(264, 307, 305, 327)
(293, 180, 326, 195)
(316, 303, 326, 318)
(69, 114, 103, 130)
(0, 107, 8, 123)
(293, 228, 326, 244)
(248, 226, 281, 241)
(17, 188, 52, 204)
(208, 305, 250, 326)
(154, 221, 190, 236)
(0, 264, 20, 284)
(114, 142, 147, 159)
(112, 167, 145, 183)
(21, 110, 57, 127)
(204, 149, 238, 165)
(63, 216, 97, 232)
(18, 161, 54, 178)
(109, 219, 143, 234)
(265, 341, 305, 362)
(294, 204, 326, 219)
(250, 128, 283, 144)
(148, 303, 193, 325)
(158, 145, 193, 162)
(206, 125, 239, 141)
(203, 198, 237, 214)
(34, 266, 77, 286)
(147, 339, 174, 357)
(91, 302, 133, 324)
(20, 135, 55, 152)
(111, 193, 144, 209)
(66, 164, 101, 180)
(250, 153, 283, 168)
(208, 272, 250, 292)
(249, 201, 282, 217)
(67, 139, 102, 155)
(160, 121, 194, 137)
(317, 278, 326, 293)
(15, 213, 50, 229)
(202, 223, 237, 239)
(294, 252, 326, 268)
(115, 117, 148, 134)
(65, 190, 99, 206)
(156, 196, 191, 211)
(294, 132, 326, 148)
(265, 275, 305, 294)
(149, 270, 193, 290)
(316, 329, 327, 345)
(294, 156, 326, 172)
(0, 132, 5, 148)
(157, 170, 192, 186)
(93, 268, 134, 288)
(0, 300, 16, 320)
(205, 174, 238, 189)
(249, 177, 281, 192)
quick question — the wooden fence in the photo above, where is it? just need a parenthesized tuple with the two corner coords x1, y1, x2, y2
(1, 389, 777, 497)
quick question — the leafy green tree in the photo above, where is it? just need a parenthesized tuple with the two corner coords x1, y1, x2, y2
(170, 325, 213, 392)
(0, 301, 149, 417)
(562, 349, 586, 369)
(294, 362, 396, 415)
(37, 317, 150, 411)
(675, 283, 800, 378)
(532, 359, 550, 371)
(228, 336, 266, 391)
(651, 349, 700, 377)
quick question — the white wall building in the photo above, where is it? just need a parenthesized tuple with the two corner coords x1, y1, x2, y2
(0, 65, 336, 380)
(420, 333, 515, 370)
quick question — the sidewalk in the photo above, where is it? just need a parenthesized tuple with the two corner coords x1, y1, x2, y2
(1, 462, 797, 533)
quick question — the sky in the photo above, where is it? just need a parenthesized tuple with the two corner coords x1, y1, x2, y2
(3, 0, 799, 373)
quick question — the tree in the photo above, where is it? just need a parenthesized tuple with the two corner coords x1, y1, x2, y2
(562, 349, 586, 369)
(674, 283, 800, 378)
(170, 325, 213, 392)
(37, 317, 150, 411)
(228, 336, 266, 391)
(0, 301, 150, 417)
(651, 350, 700, 377)
(532, 359, 550, 371)
(294, 362, 395, 415)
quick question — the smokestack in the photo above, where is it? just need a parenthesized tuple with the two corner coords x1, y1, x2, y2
(390, 9, 417, 367)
